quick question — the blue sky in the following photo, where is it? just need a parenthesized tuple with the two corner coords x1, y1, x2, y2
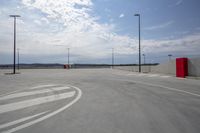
(0, 0, 200, 64)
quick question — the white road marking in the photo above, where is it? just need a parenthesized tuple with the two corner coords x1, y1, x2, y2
(2, 85, 82, 133)
(30, 84, 57, 89)
(0, 85, 58, 97)
(160, 76, 171, 78)
(137, 74, 146, 76)
(127, 73, 171, 78)
(0, 86, 70, 101)
(147, 74, 160, 77)
(0, 91, 75, 114)
(121, 79, 200, 98)
(0, 90, 22, 98)
(0, 111, 49, 130)
(127, 73, 137, 76)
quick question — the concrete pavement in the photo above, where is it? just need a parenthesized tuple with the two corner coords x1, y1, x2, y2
(0, 69, 200, 133)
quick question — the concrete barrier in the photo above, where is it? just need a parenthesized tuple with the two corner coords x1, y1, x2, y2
(114, 58, 200, 77)
(188, 58, 200, 77)
(114, 65, 153, 73)
(151, 60, 176, 75)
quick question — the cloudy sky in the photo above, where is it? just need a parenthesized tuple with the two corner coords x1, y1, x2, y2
(0, 0, 200, 64)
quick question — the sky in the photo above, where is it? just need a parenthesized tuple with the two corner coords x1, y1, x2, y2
(0, 0, 200, 64)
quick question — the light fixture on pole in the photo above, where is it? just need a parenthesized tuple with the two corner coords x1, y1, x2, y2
(134, 13, 141, 73)
(10, 15, 21, 74)
(168, 54, 172, 61)
(142, 54, 145, 64)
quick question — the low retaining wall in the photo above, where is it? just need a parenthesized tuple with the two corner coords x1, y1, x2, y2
(114, 58, 200, 77)
(188, 58, 200, 77)
(114, 65, 154, 73)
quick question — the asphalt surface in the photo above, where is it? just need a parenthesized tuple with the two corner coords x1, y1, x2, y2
(0, 69, 200, 133)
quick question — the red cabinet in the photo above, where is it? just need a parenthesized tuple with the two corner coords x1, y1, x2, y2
(176, 58, 188, 78)
(64, 64, 70, 69)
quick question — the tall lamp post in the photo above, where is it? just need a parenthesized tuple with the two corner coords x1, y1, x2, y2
(134, 14, 141, 73)
(17, 48, 20, 70)
(142, 54, 145, 64)
(112, 48, 114, 69)
(68, 48, 70, 66)
(10, 15, 20, 74)
(168, 54, 172, 61)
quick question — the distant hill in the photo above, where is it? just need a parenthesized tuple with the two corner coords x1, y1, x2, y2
(0, 63, 158, 69)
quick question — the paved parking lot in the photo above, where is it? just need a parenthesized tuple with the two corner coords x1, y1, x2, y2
(0, 69, 200, 133)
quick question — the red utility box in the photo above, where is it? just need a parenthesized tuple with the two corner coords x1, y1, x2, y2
(176, 58, 188, 78)
(64, 64, 70, 69)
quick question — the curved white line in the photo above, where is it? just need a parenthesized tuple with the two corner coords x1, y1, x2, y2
(2, 85, 82, 133)
(0, 111, 49, 129)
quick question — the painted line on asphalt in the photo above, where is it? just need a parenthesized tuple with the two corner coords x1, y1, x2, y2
(0, 85, 58, 98)
(30, 84, 58, 89)
(147, 74, 160, 77)
(2, 85, 82, 133)
(0, 91, 75, 114)
(0, 111, 49, 130)
(0, 86, 70, 101)
(160, 76, 171, 78)
(118, 72, 171, 79)
(131, 80, 200, 97)
(113, 78, 200, 97)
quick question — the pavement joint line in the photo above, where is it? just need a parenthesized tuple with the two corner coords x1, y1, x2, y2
(1, 85, 82, 133)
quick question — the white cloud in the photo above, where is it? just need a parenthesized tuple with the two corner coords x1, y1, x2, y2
(34, 20, 42, 25)
(142, 33, 200, 55)
(0, 0, 199, 64)
(175, 0, 183, 6)
(119, 14, 124, 18)
(144, 21, 174, 30)
(18, 0, 134, 58)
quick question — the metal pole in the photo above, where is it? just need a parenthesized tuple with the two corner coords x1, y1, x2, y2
(17, 48, 19, 70)
(134, 14, 141, 73)
(112, 48, 114, 68)
(13, 17, 16, 74)
(10, 15, 20, 74)
(68, 48, 69, 65)
(138, 15, 141, 72)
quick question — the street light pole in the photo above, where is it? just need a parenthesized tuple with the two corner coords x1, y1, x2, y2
(112, 48, 114, 69)
(134, 14, 141, 73)
(68, 48, 70, 66)
(168, 54, 172, 61)
(17, 48, 20, 70)
(142, 54, 145, 64)
(10, 15, 20, 74)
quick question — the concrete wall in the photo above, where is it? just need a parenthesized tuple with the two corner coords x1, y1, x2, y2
(151, 60, 176, 75)
(114, 58, 200, 77)
(188, 58, 200, 77)
(114, 65, 153, 73)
